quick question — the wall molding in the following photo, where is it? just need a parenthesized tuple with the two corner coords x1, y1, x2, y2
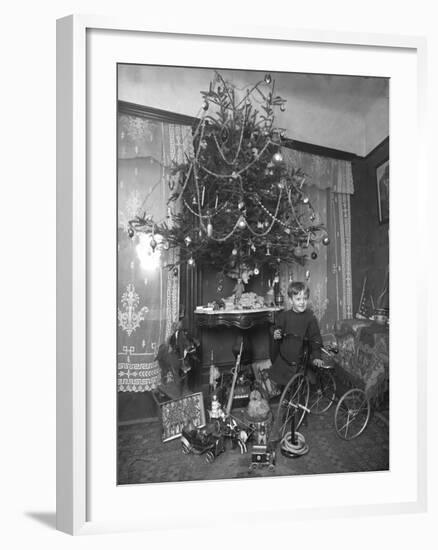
(118, 100, 361, 160)
(118, 100, 198, 127)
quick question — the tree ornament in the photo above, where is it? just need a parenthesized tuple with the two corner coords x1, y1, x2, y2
(305, 270, 311, 280)
(192, 195, 197, 205)
(280, 104, 286, 112)
(217, 285, 223, 292)
(184, 236, 192, 246)
(200, 139, 208, 149)
(284, 227, 291, 235)
(231, 247, 238, 256)
(252, 147, 259, 157)
(202, 100, 209, 111)
(322, 236, 330, 246)
(264, 74, 272, 84)
(207, 220, 213, 237)
(128, 227, 134, 239)
(237, 215, 246, 229)
(310, 213, 316, 222)
(163, 240, 170, 250)
(188, 257, 195, 267)
(173, 267, 179, 276)
(238, 200, 245, 210)
(150, 236, 157, 251)
(311, 251, 318, 260)
(266, 244, 271, 256)
(302, 196, 310, 205)
(257, 221, 264, 229)
(254, 266, 260, 276)
(272, 151, 284, 165)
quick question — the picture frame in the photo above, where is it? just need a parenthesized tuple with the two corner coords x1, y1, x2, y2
(376, 159, 390, 223)
(57, 15, 427, 536)
(159, 392, 206, 442)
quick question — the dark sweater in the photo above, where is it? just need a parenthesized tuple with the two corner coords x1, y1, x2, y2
(270, 308, 322, 385)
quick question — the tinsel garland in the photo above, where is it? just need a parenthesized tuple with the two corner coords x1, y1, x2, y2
(128, 71, 329, 276)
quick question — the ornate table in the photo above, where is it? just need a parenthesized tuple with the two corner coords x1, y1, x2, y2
(195, 307, 281, 364)
(195, 308, 280, 329)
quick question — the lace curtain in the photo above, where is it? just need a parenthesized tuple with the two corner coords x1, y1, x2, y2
(117, 114, 194, 392)
(280, 148, 354, 334)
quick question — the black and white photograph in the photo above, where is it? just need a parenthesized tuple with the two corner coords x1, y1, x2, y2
(116, 65, 390, 484)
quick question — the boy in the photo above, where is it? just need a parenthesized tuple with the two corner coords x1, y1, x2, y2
(270, 281, 324, 386)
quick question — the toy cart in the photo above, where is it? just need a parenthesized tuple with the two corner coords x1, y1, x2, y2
(180, 424, 226, 463)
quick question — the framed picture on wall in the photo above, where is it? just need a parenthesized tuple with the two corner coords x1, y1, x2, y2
(57, 15, 426, 536)
(376, 159, 389, 223)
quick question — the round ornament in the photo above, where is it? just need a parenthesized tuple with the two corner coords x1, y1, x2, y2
(272, 151, 283, 165)
(202, 100, 209, 111)
(264, 74, 272, 84)
(322, 236, 330, 246)
(188, 257, 195, 267)
(128, 227, 134, 239)
(237, 216, 246, 229)
(184, 236, 192, 246)
(311, 252, 318, 260)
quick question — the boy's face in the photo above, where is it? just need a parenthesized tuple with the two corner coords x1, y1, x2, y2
(290, 290, 308, 313)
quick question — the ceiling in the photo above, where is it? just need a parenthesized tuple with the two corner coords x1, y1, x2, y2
(118, 65, 389, 156)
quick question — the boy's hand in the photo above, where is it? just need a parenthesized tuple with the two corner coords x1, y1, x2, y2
(273, 329, 283, 340)
(312, 358, 325, 368)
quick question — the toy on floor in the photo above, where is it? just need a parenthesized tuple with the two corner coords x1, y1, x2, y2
(180, 424, 226, 464)
(180, 342, 253, 462)
(248, 442, 276, 472)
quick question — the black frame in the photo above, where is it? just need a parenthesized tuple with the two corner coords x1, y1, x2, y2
(376, 158, 389, 224)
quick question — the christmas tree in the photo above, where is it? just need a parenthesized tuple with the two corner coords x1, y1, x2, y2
(128, 72, 329, 279)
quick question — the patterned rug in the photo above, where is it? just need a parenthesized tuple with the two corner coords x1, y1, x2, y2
(118, 408, 389, 485)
